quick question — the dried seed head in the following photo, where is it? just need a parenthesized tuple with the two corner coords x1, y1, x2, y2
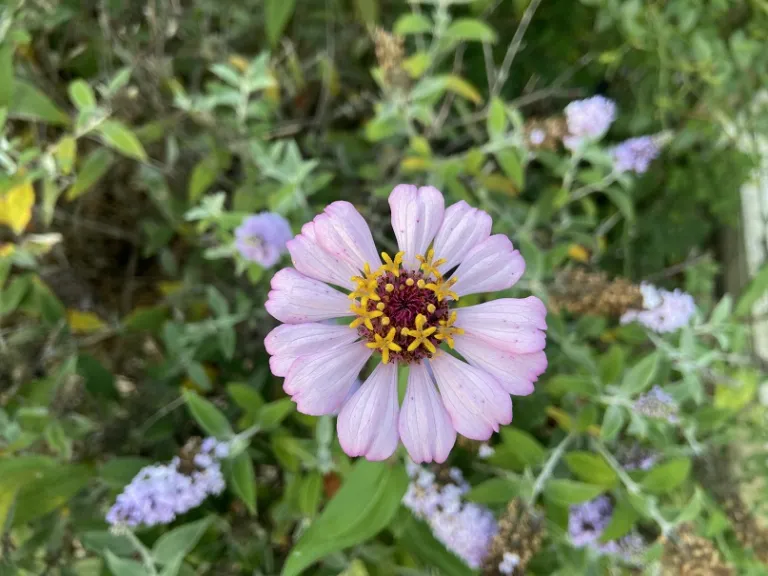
(661, 524, 734, 576)
(550, 268, 643, 318)
(482, 499, 546, 575)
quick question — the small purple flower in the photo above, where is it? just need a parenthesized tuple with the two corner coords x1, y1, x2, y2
(613, 136, 660, 174)
(499, 552, 521, 574)
(563, 96, 617, 149)
(235, 212, 292, 267)
(634, 386, 679, 423)
(403, 464, 497, 569)
(106, 437, 228, 528)
(621, 282, 696, 333)
(569, 496, 644, 560)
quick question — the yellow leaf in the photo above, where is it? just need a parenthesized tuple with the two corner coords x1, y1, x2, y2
(568, 244, 590, 263)
(402, 52, 431, 78)
(409, 135, 431, 157)
(158, 281, 184, 296)
(228, 55, 249, 72)
(400, 157, 431, 173)
(0, 244, 15, 257)
(265, 71, 281, 104)
(546, 406, 573, 431)
(0, 181, 35, 235)
(67, 310, 106, 333)
(444, 74, 482, 104)
(54, 136, 77, 175)
(477, 174, 518, 196)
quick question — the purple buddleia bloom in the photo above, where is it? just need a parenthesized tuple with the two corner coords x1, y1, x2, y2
(621, 282, 695, 333)
(403, 464, 497, 569)
(569, 496, 645, 560)
(107, 438, 229, 528)
(633, 386, 679, 423)
(235, 212, 292, 267)
(613, 136, 660, 174)
(563, 96, 617, 149)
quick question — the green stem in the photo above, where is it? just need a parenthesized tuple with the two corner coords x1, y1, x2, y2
(593, 440, 675, 536)
(529, 432, 575, 504)
(124, 530, 158, 576)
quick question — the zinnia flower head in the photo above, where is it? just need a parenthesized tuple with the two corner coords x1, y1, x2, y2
(563, 96, 617, 150)
(235, 212, 292, 267)
(612, 135, 660, 174)
(265, 185, 548, 463)
(620, 282, 695, 333)
(106, 437, 228, 528)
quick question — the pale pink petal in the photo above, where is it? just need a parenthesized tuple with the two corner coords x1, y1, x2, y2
(332, 378, 362, 416)
(284, 341, 372, 415)
(337, 362, 399, 461)
(389, 185, 445, 270)
(287, 222, 359, 290)
(265, 322, 359, 376)
(432, 201, 492, 274)
(399, 362, 456, 463)
(454, 296, 547, 354)
(314, 202, 381, 271)
(430, 353, 512, 441)
(450, 235, 525, 297)
(265, 269, 351, 324)
(454, 333, 547, 396)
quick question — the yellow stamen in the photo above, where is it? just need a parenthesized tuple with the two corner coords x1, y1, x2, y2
(349, 303, 384, 331)
(365, 327, 402, 364)
(417, 249, 447, 279)
(435, 311, 465, 349)
(417, 279, 426, 289)
(376, 302, 386, 311)
(385, 283, 394, 293)
(381, 316, 390, 326)
(426, 276, 459, 302)
(427, 303, 436, 314)
(349, 262, 381, 301)
(403, 314, 437, 353)
(380, 251, 404, 277)
(405, 278, 414, 287)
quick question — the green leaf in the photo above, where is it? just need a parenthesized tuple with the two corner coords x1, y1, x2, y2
(257, 398, 295, 431)
(10, 80, 70, 125)
(598, 497, 639, 543)
(544, 479, 605, 506)
(621, 352, 660, 395)
(77, 353, 117, 399)
(99, 457, 151, 488)
(487, 97, 507, 138)
(599, 345, 625, 385)
(675, 487, 705, 525)
(66, 148, 115, 200)
(13, 464, 92, 525)
(736, 261, 768, 317)
(183, 390, 234, 438)
(185, 361, 212, 392)
(640, 458, 691, 494)
(398, 513, 473, 576)
(500, 428, 546, 468)
(265, 0, 297, 47)
(282, 461, 407, 576)
(152, 517, 212, 565)
(444, 19, 497, 43)
(81, 531, 135, 557)
(603, 187, 634, 222)
(97, 120, 148, 161)
(495, 149, 524, 190)
(68, 80, 97, 111)
(443, 74, 482, 104)
(465, 477, 520, 504)
(564, 452, 617, 487)
(0, 456, 55, 531)
(105, 551, 146, 576)
(159, 556, 183, 576)
(0, 44, 14, 108)
(601, 405, 625, 441)
(394, 14, 432, 35)
(226, 452, 257, 514)
(188, 155, 222, 203)
(354, 0, 378, 25)
(298, 472, 323, 518)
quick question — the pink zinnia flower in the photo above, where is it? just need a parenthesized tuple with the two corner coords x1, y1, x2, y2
(264, 185, 547, 463)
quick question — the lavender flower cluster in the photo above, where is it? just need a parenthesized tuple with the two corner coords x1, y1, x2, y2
(403, 462, 497, 569)
(563, 96, 617, 150)
(621, 282, 696, 333)
(106, 438, 229, 528)
(569, 496, 644, 560)
(612, 136, 660, 174)
(234, 212, 292, 268)
(634, 385, 679, 423)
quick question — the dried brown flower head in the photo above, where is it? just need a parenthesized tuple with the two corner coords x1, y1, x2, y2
(661, 524, 734, 576)
(524, 116, 567, 151)
(482, 498, 546, 575)
(550, 268, 643, 318)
